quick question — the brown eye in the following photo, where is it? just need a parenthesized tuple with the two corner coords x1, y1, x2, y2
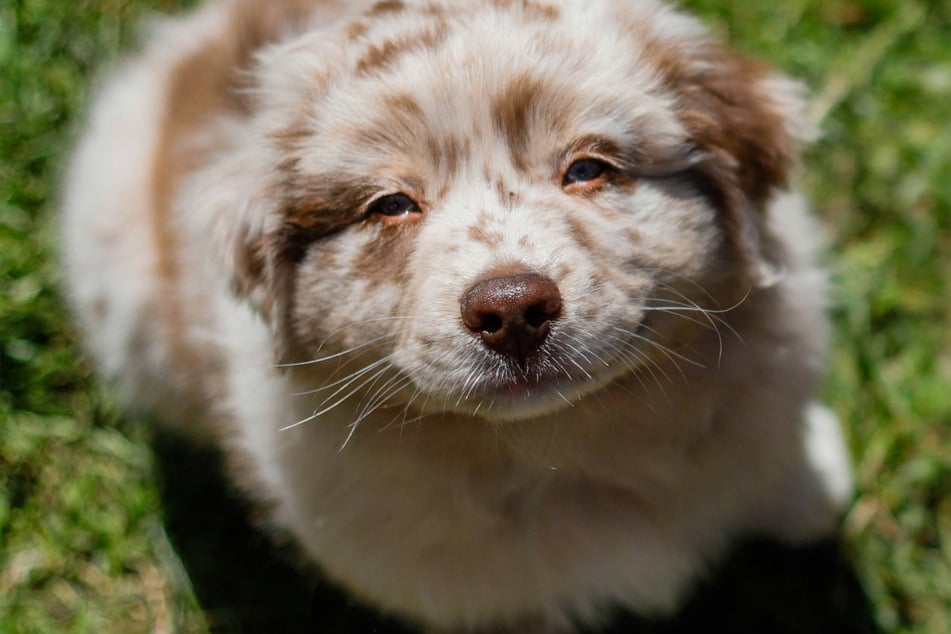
(562, 158, 611, 186)
(367, 193, 420, 217)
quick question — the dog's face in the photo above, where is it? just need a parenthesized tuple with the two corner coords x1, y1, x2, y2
(195, 0, 807, 422)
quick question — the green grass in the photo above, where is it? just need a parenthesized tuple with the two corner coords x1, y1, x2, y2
(1, 0, 949, 632)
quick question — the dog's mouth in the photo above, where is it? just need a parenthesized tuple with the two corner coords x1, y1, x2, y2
(416, 342, 629, 422)
(464, 374, 590, 421)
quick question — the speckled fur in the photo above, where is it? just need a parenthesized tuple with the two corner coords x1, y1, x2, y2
(61, 0, 853, 631)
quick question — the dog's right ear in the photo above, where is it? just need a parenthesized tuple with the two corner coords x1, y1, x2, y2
(179, 137, 285, 319)
(180, 29, 346, 321)
(177, 47, 349, 369)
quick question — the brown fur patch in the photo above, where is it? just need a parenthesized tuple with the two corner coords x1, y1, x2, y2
(351, 223, 418, 289)
(233, 233, 269, 302)
(468, 224, 505, 248)
(367, 0, 406, 16)
(625, 228, 643, 244)
(270, 109, 315, 165)
(490, 0, 560, 20)
(355, 24, 449, 76)
(426, 133, 467, 176)
(495, 179, 521, 207)
(153, 0, 325, 291)
(148, 0, 322, 400)
(347, 21, 369, 40)
(277, 179, 380, 266)
(491, 74, 549, 171)
(381, 93, 463, 173)
(565, 215, 598, 254)
(385, 92, 425, 119)
(639, 35, 794, 208)
(356, 38, 411, 75)
(554, 263, 573, 282)
(634, 31, 798, 285)
(528, 1, 560, 20)
(677, 49, 793, 206)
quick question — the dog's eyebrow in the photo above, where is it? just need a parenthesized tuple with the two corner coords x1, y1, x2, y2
(622, 146, 712, 178)
(569, 136, 712, 179)
(278, 177, 378, 240)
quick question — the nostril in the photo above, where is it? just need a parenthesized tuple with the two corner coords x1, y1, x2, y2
(461, 302, 499, 334)
(480, 312, 504, 334)
(524, 299, 561, 329)
(460, 272, 563, 361)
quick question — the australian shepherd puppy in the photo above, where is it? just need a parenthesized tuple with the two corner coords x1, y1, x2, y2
(62, 0, 853, 631)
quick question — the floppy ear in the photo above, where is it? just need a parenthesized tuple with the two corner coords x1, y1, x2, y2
(178, 134, 285, 313)
(176, 30, 346, 348)
(675, 48, 815, 288)
(180, 136, 317, 367)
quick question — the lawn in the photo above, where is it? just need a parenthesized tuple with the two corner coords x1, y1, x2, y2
(1, 0, 949, 632)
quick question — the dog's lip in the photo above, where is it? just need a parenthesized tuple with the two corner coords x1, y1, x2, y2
(489, 373, 564, 399)
(446, 363, 603, 420)
(435, 330, 640, 417)
(408, 326, 647, 420)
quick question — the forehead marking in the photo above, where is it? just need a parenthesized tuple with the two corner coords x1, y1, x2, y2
(495, 179, 522, 207)
(375, 91, 469, 176)
(354, 23, 449, 76)
(468, 224, 505, 249)
(491, 75, 557, 172)
(347, 21, 369, 40)
(426, 134, 467, 177)
(367, 0, 406, 16)
(626, 228, 643, 244)
(489, 0, 560, 20)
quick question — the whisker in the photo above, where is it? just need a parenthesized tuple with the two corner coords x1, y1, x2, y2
(560, 331, 611, 368)
(281, 363, 392, 432)
(357, 371, 412, 422)
(318, 315, 425, 345)
(614, 326, 706, 370)
(389, 386, 426, 433)
(472, 399, 485, 417)
(639, 266, 739, 309)
(314, 359, 393, 409)
(291, 356, 393, 396)
(343, 373, 415, 451)
(614, 334, 676, 389)
(642, 287, 747, 366)
(276, 334, 395, 368)
(554, 338, 595, 380)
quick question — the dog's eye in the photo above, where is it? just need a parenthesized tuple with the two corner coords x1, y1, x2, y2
(367, 193, 420, 218)
(562, 158, 612, 186)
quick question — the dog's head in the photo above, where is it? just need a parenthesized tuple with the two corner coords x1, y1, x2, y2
(189, 0, 810, 421)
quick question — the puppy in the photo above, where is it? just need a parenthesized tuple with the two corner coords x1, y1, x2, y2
(62, 0, 853, 631)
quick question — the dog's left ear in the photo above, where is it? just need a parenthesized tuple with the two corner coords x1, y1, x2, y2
(676, 47, 815, 288)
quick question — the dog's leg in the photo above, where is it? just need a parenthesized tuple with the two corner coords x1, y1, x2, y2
(758, 403, 854, 544)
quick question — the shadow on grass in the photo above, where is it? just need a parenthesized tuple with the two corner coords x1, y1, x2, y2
(154, 434, 881, 634)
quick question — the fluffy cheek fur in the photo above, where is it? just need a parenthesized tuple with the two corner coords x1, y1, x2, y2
(289, 228, 414, 358)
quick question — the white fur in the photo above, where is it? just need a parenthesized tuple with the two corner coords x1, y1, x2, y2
(62, 1, 853, 631)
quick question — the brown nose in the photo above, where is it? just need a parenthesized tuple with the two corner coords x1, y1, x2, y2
(460, 272, 563, 363)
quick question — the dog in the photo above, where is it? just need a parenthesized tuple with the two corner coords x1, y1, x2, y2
(61, 0, 854, 631)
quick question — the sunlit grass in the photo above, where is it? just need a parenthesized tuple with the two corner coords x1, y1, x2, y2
(2, 0, 949, 632)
